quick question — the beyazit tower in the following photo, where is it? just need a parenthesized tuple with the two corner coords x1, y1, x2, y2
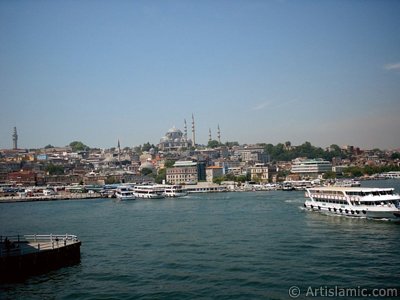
(12, 127, 18, 150)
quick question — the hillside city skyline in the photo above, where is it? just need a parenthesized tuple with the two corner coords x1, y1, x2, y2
(3, 124, 400, 152)
(1, 1, 399, 149)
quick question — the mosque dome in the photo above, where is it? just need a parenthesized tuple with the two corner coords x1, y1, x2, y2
(159, 124, 190, 151)
(167, 126, 182, 134)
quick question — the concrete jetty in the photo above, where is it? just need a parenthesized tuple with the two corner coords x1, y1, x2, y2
(0, 234, 81, 281)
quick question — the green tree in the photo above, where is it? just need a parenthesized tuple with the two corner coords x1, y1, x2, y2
(69, 141, 89, 152)
(207, 140, 220, 148)
(225, 141, 239, 148)
(155, 168, 166, 184)
(141, 168, 154, 176)
(323, 171, 337, 179)
(344, 166, 363, 177)
(391, 152, 400, 160)
(142, 142, 153, 152)
(45, 163, 64, 175)
(164, 160, 175, 168)
(213, 177, 224, 184)
(44, 144, 54, 149)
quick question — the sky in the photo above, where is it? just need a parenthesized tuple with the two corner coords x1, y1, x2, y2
(0, 0, 399, 150)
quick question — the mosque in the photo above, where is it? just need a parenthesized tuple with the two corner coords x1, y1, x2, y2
(158, 115, 221, 151)
(158, 116, 194, 151)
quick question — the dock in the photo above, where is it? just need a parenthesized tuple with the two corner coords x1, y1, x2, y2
(0, 234, 81, 281)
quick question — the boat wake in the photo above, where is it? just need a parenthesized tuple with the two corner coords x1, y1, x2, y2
(285, 199, 303, 203)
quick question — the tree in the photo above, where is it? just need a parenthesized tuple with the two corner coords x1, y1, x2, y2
(391, 152, 400, 160)
(207, 140, 220, 148)
(213, 176, 224, 184)
(69, 141, 89, 152)
(344, 166, 363, 178)
(225, 141, 239, 148)
(44, 144, 54, 149)
(323, 171, 337, 179)
(142, 142, 153, 152)
(141, 168, 154, 176)
(155, 168, 166, 184)
(164, 160, 175, 168)
(45, 163, 64, 175)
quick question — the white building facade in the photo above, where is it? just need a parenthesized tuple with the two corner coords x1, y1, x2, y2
(291, 158, 332, 178)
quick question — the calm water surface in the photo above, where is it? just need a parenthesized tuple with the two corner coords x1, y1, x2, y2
(1, 180, 399, 299)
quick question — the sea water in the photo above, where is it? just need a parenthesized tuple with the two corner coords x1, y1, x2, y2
(1, 180, 399, 299)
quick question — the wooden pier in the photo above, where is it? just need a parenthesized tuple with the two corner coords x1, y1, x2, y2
(0, 234, 81, 281)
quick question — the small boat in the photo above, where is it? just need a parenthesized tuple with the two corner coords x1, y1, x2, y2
(115, 186, 135, 200)
(282, 182, 295, 191)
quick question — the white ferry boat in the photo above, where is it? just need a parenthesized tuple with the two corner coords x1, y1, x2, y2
(163, 185, 188, 197)
(134, 185, 165, 199)
(115, 186, 135, 200)
(304, 186, 400, 221)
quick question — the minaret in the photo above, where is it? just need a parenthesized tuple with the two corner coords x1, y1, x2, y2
(209, 128, 212, 142)
(117, 139, 121, 166)
(12, 127, 18, 150)
(183, 119, 187, 140)
(217, 124, 221, 144)
(191, 114, 196, 147)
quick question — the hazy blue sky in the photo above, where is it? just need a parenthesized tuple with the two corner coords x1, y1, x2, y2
(1, 0, 399, 150)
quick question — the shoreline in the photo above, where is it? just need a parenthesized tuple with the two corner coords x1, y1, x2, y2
(0, 193, 103, 203)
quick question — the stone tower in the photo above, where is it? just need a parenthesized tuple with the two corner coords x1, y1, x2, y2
(12, 127, 18, 150)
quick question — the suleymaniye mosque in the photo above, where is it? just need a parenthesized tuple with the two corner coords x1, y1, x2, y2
(158, 117, 195, 151)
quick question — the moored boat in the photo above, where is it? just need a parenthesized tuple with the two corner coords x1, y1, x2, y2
(304, 186, 400, 221)
(163, 185, 188, 197)
(134, 185, 165, 199)
(115, 186, 135, 200)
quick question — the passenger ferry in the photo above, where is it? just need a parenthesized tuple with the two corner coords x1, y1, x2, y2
(304, 186, 400, 221)
(134, 185, 165, 199)
(163, 185, 188, 197)
(115, 186, 135, 200)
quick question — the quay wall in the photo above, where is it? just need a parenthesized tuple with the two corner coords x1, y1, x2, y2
(0, 193, 101, 203)
(0, 241, 81, 282)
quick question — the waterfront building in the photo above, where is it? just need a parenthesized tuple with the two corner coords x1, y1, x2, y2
(250, 163, 277, 183)
(166, 161, 198, 185)
(166, 161, 200, 185)
(206, 166, 224, 182)
(7, 170, 37, 186)
(291, 158, 332, 178)
(235, 146, 269, 163)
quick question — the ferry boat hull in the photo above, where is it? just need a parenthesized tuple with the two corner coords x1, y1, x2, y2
(304, 187, 400, 222)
